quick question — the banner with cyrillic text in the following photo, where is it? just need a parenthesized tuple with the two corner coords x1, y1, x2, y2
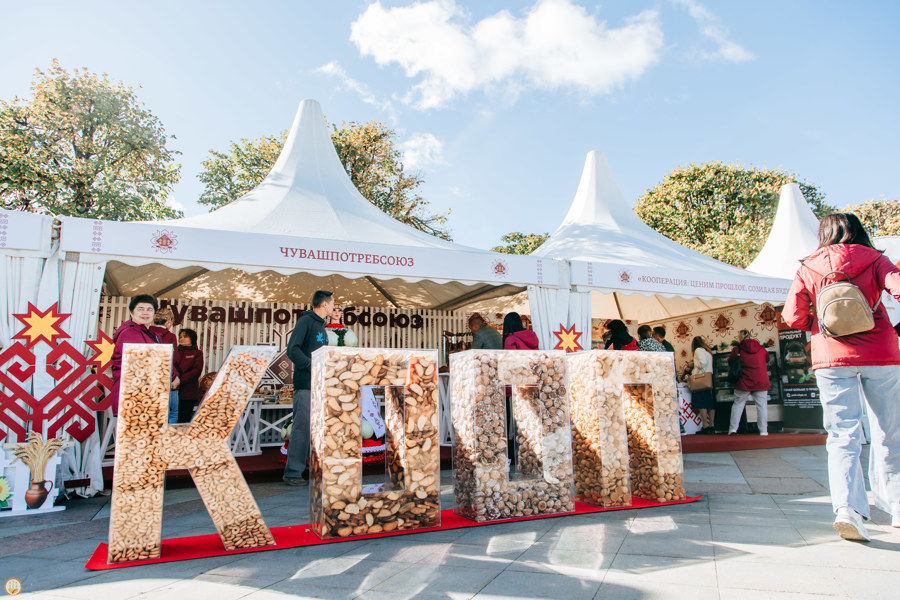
(59, 217, 556, 287)
(570, 260, 791, 304)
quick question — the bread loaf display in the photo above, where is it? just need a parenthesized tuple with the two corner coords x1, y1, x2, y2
(309, 348, 441, 539)
(450, 350, 574, 522)
(108, 344, 276, 563)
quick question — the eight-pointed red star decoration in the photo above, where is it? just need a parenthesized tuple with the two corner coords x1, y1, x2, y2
(86, 330, 115, 370)
(553, 323, 584, 352)
(12, 302, 71, 348)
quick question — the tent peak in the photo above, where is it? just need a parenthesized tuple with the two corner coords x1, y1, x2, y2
(157, 99, 458, 249)
(746, 183, 820, 279)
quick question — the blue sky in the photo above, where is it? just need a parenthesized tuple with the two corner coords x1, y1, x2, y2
(2, 0, 898, 249)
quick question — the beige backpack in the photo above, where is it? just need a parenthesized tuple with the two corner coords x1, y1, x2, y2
(815, 269, 881, 337)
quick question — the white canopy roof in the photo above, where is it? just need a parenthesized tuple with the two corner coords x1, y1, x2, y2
(469, 151, 792, 323)
(540, 151, 791, 321)
(747, 183, 820, 279)
(59, 100, 556, 309)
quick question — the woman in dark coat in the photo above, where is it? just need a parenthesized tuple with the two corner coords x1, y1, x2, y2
(176, 328, 204, 422)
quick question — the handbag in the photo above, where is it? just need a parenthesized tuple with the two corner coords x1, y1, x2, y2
(689, 371, 713, 392)
(727, 347, 742, 385)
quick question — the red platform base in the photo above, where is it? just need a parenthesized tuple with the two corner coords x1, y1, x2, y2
(86, 495, 702, 570)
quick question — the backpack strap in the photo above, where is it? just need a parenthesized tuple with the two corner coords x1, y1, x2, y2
(809, 266, 882, 312)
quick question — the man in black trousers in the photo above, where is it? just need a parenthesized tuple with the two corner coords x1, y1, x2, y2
(283, 290, 333, 485)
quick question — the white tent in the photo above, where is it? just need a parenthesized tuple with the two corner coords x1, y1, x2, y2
(481, 151, 793, 350)
(0, 210, 53, 349)
(58, 100, 558, 310)
(747, 183, 820, 279)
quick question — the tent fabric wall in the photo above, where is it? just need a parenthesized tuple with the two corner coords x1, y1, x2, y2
(58, 256, 107, 496)
(0, 255, 45, 349)
(0, 210, 54, 349)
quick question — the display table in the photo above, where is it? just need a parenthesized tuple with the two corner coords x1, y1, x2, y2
(677, 384, 702, 435)
(227, 397, 263, 457)
(258, 404, 293, 447)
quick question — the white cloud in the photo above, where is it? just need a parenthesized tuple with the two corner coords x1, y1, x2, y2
(315, 60, 397, 118)
(166, 195, 185, 212)
(671, 0, 754, 62)
(400, 132, 445, 171)
(350, 0, 664, 110)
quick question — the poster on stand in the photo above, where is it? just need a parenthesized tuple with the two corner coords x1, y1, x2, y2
(777, 321, 822, 430)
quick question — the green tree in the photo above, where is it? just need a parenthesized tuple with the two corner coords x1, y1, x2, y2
(0, 61, 181, 220)
(843, 199, 900, 237)
(198, 121, 451, 240)
(491, 232, 549, 254)
(634, 162, 834, 267)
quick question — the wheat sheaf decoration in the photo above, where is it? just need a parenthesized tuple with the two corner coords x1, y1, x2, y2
(11, 432, 67, 483)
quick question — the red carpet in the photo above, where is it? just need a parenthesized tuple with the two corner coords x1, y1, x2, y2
(86, 495, 702, 570)
(681, 432, 826, 454)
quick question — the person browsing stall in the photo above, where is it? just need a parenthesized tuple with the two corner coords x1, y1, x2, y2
(469, 313, 503, 349)
(653, 326, 675, 352)
(502, 312, 539, 350)
(691, 336, 716, 434)
(605, 320, 638, 350)
(151, 307, 181, 424)
(638, 325, 665, 352)
(176, 328, 204, 423)
(727, 330, 771, 436)
(284, 290, 333, 486)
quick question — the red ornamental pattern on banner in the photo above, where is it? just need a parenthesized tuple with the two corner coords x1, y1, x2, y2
(673, 320, 693, 341)
(710, 312, 734, 338)
(151, 229, 178, 254)
(0, 303, 112, 443)
(756, 303, 778, 330)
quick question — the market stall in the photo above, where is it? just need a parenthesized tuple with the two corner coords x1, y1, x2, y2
(466, 152, 796, 434)
(53, 99, 560, 468)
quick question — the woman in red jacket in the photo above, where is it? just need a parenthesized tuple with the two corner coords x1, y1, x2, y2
(109, 294, 163, 416)
(784, 213, 900, 541)
(502, 312, 539, 350)
(176, 328, 204, 422)
(727, 330, 771, 436)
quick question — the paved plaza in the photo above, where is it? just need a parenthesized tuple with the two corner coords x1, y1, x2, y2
(3, 445, 900, 599)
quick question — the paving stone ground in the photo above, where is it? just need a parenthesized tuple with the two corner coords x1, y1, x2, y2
(3, 444, 899, 599)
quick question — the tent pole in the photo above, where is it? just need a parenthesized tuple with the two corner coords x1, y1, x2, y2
(152, 268, 210, 298)
(365, 276, 400, 308)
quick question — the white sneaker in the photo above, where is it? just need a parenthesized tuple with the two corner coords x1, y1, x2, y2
(759, 432, 768, 436)
(834, 508, 870, 541)
(892, 514, 900, 528)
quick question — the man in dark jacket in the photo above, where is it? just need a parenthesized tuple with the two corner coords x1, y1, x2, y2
(652, 326, 675, 352)
(284, 290, 333, 485)
(469, 313, 502, 349)
(727, 330, 772, 435)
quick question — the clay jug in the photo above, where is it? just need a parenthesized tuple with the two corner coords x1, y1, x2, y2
(24, 480, 52, 509)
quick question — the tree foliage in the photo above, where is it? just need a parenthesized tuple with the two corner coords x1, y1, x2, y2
(491, 231, 549, 254)
(198, 120, 451, 240)
(843, 199, 900, 237)
(634, 162, 834, 267)
(0, 60, 181, 220)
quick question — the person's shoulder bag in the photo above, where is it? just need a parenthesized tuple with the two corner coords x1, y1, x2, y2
(727, 347, 742, 385)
